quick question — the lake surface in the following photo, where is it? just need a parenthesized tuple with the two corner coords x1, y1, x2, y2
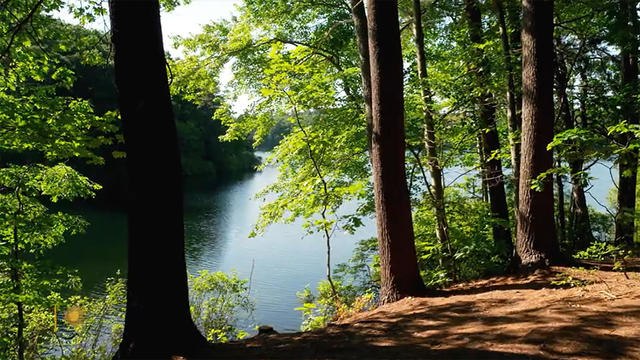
(49, 155, 617, 333)
(51, 159, 375, 333)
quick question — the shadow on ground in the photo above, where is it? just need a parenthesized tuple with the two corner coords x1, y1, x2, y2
(200, 267, 640, 359)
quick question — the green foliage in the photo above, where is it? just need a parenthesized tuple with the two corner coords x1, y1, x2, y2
(295, 280, 375, 332)
(0, 163, 99, 360)
(550, 272, 591, 288)
(173, 95, 258, 178)
(1, 7, 116, 359)
(590, 210, 615, 242)
(51, 275, 126, 360)
(189, 270, 254, 343)
(574, 241, 633, 271)
(413, 187, 504, 287)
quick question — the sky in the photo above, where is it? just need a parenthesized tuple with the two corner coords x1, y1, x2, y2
(160, 0, 239, 57)
(54, 0, 245, 110)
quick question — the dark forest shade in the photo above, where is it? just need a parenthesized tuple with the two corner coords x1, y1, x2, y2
(516, 0, 560, 269)
(366, 0, 427, 304)
(109, 0, 207, 357)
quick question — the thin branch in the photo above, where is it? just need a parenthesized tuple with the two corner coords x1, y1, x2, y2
(282, 89, 339, 300)
(1, 0, 45, 61)
(586, 189, 616, 219)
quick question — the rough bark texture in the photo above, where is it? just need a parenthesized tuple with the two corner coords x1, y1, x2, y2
(350, 0, 372, 150)
(516, 0, 559, 269)
(464, 0, 513, 258)
(110, 1, 206, 357)
(615, 0, 639, 247)
(412, 0, 454, 271)
(494, 0, 522, 230)
(367, 0, 426, 304)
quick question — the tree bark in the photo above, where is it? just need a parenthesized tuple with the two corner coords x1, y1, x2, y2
(615, 0, 639, 247)
(350, 0, 373, 151)
(412, 0, 454, 274)
(464, 0, 513, 259)
(109, 1, 206, 357)
(494, 0, 521, 228)
(516, 0, 559, 269)
(366, 0, 427, 304)
(477, 134, 489, 202)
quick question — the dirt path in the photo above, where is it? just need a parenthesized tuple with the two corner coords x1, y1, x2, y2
(204, 267, 640, 359)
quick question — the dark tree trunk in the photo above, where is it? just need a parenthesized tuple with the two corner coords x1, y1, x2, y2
(615, 0, 639, 247)
(569, 71, 595, 250)
(569, 159, 594, 250)
(110, 1, 206, 357)
(478, 134, 489, 202)
(494, 0, 522, 230)
(516, 0, 559, 269)
(555, 50, 595, 251)
(366, 0, 427, 304)
(350, 0, 373, 151)
(412, 0, 454, 273)
(464, 0, 513, 259)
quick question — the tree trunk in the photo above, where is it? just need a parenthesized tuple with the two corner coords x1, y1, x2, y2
(555, 50, 595, 251)
(412, 0, 454, 274)
(516, 0, 559, 269)
(569, 71, 595, 250)
(494, 0, 521, 228)
(110, 1, 206, 357)
(464, 0, 513, 259)
(556, 159, 566, 244)
(569, 159, 594, 250)
(366, 0, 427, 304)
(478, 134, 489, 202)
(350, 0, 373, 151)
(615, 0, 639, 247)
(11, 200, 24, 360)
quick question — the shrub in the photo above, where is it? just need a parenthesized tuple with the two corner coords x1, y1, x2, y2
(188, 270, 254, 343)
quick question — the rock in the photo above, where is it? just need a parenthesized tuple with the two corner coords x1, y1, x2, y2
(257, 325, 278, 336)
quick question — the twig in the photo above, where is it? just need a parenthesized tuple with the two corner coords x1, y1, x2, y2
(1, 0, 45, 61)
(247, 259, 255, 295)
(599, 290, 617, 299)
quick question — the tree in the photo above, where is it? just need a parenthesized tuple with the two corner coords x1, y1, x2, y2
(464, 0, 513, 260)
(411, 0, 455, 276)
(493, 0, 522, 226)
(109, 0, 206, 357)
(367, 0, 427, 303)
(554, 42, 595, 250)
(1, 4, 116, 359)
(516, 0, 560, 269)
(350, 0, 373, 150)
(614, 0, 639, 247)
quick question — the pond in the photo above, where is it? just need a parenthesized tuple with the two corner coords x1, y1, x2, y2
(49, 154, 617, 333)
(50, 155, 375, 333)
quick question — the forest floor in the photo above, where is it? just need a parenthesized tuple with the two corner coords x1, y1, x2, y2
(207, 266, 640, 359)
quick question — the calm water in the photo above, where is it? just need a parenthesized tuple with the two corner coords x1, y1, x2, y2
(49, 156, 617, 332)
(51, 160, 375, 332)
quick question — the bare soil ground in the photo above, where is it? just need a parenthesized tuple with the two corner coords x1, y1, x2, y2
(205, 267, 640, 359)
